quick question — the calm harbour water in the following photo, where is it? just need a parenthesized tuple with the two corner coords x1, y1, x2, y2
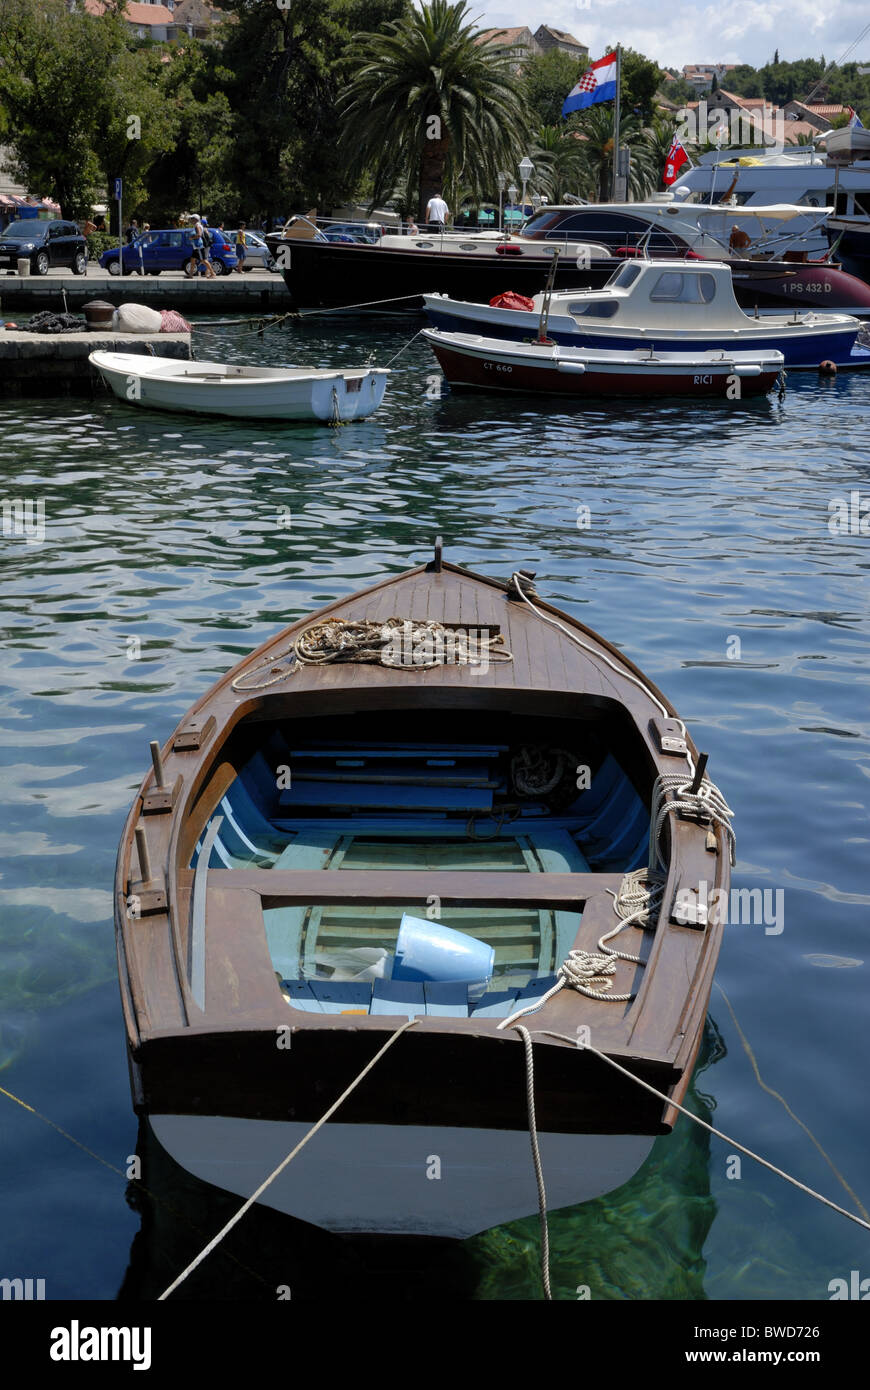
(1, 315, 869, 1300)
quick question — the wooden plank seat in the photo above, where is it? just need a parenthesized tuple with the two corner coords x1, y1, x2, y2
(207, 867, 625, 905)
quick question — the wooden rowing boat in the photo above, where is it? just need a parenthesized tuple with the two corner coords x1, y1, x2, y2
(423, 328, 784, 399)
(114, 543, 734, 1238)
(89, 351, 389, 422)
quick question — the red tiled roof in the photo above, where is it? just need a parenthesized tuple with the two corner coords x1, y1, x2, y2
(84, 0, 175, 24)
(475, 27, 533, 44)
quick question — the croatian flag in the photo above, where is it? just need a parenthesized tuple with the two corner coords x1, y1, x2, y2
(562, 51, 618, 117)
(848, 107, 865, 129)
(662, 135, 690, 185)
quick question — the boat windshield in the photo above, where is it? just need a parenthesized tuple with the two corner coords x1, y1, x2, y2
(609, 262, 644, 289)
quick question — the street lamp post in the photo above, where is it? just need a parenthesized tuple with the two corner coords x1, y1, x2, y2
(507, 183, 518, 232)
(518, 155, 534, 223)
(498, 172, 509, 234)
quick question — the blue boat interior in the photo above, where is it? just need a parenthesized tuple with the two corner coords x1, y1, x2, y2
(191, 709, 651, 1018)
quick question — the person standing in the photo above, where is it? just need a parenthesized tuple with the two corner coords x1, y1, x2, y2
(425, 193, 449, 233)
(190, 216, 216, 279)
(125, 218, 139, 243)
(235, 222, 248, 273)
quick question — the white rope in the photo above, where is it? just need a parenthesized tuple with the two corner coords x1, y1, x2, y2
(533, 1030, 870, 1235)
(497, 869, 664, 1029)
(650, 772, 736, 870)
(157, 1019, 418, 1300)
(509, 1024, 870, 1300)
(517, 1025, 552, 1300)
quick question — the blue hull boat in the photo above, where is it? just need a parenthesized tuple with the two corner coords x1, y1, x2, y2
(424, 258, 865, 370)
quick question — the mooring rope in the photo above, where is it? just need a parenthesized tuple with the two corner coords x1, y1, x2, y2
(297, 293, 425, 316)
(516, 1025, 552, 1300)
(497, 869, 666, 1028)
(230, 616, 513, 691)
(0, 1083, 273, 1291)
(158, 1018, 418, 1300)
(509, 1025, 870, 1300)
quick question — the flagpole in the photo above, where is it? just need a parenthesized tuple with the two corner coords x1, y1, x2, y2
(611, 44, 621, 201)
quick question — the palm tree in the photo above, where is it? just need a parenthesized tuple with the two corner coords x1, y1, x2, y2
(530, 125, 593, 202)
(339, 0, 530, 221)
(569, 106, 659, 201)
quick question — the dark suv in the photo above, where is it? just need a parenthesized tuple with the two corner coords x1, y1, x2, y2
(0, 219, 88, 275)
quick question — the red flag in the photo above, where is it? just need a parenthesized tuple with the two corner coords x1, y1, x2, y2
(663, 135, 689, 186)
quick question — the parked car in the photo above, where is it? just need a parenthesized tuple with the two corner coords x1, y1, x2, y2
(223, 229, 279, 271)
(98, 228, 238, 276)
(0, 218, 88, 275)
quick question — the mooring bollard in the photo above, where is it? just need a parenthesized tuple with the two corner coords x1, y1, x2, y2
(17, 259, 29, 278)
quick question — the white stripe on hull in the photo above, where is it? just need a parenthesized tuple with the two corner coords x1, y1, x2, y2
(150, 1115, 654, 1238)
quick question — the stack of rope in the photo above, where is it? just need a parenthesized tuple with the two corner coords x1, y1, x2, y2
(231, 616, 512, 690)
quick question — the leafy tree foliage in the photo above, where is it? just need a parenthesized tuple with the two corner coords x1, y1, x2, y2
(522, 49, 586, 127)
(339, 0, 530, 219)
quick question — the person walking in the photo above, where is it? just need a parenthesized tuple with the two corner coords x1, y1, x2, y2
(235, 222, 248, 273)
(125, 218, 139, 243)
(425, 193, 449, 233)
(189, 216, 216, 279)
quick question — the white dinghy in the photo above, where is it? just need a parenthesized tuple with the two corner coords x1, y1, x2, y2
(89, 351, 389, 422)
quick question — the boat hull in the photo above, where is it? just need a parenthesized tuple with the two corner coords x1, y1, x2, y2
(426, 337, 780, 398)
(92, 353, 388, 421)
(424, 301, 862, 369)
(827, 224, 870, 287)
(149, 1114, 654, 1238)
(268, 235, 870, 316)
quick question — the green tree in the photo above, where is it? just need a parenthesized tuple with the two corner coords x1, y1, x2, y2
(522, 49, 586, 127)
(569, 104, 656, 201)
(339, 0, 530, 220)
(618, 46, 664, 117)
(530, 125, 590, 201)
(212, 0, 408, 223)
(0, 0, 128, 216)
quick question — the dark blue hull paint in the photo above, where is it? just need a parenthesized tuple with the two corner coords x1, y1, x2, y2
(424, 307, 862, 369)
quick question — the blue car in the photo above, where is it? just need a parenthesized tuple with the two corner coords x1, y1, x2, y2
(99, 228, 238, 276)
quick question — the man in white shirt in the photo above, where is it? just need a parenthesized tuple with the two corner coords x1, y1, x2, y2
(425, 193, 449, 232)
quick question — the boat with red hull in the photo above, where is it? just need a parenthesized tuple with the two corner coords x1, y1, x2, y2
(423, 328, 783, 400)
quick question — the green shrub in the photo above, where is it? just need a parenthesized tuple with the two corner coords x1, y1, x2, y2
(85, 231, 120, 260)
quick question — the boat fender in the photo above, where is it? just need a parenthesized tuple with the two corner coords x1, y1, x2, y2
(819, 360, 837, 375)
(4, 321, 17, 330)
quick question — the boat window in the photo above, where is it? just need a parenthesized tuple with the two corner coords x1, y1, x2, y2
(459, 243, 480, 251)
(610, 262, 643, 289)
(567, 301, 620, 318)
(649, 271, 716, 303)
(414, 241, 434, 249)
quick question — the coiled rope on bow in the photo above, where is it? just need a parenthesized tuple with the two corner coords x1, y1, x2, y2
(231, 616, 513, 691)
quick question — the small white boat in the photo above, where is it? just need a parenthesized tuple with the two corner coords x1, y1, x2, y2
(89, 351, 389, 422)
(423, 328, 784, 399)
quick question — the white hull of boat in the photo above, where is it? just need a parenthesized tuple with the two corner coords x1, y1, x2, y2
(90, 351, 389, 422)
(150, 1114, 654, 1238)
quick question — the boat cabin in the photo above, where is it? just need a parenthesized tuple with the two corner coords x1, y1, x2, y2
(539, 259, 750, 328)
